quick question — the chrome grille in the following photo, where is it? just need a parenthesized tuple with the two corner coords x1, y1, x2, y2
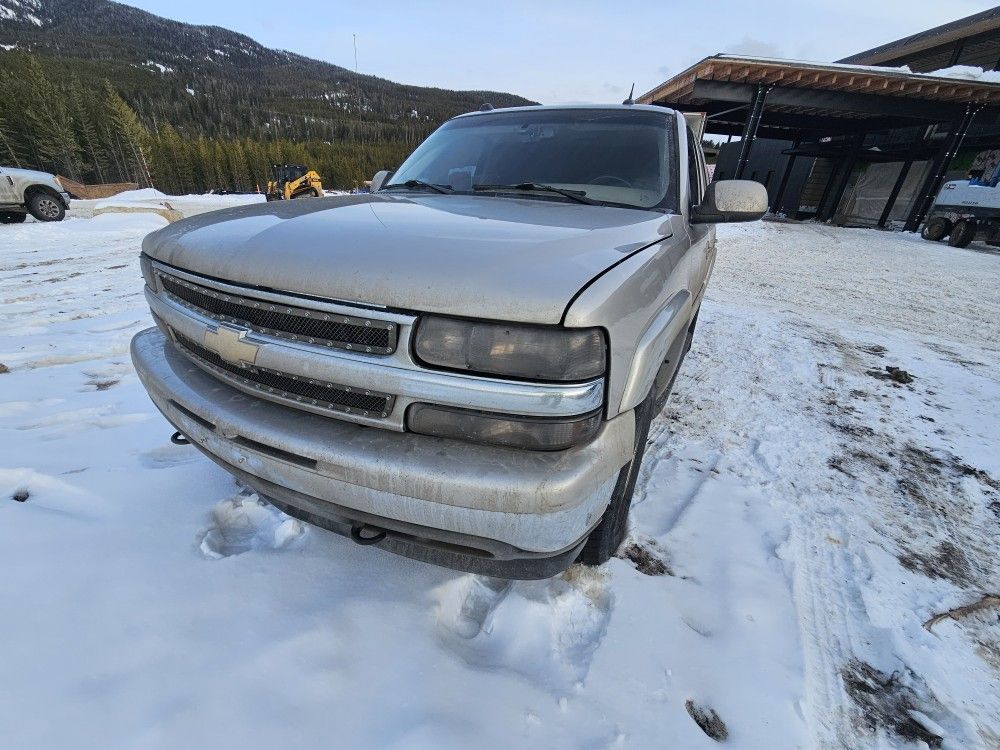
(157, 270, 397, 354)
(172, 331, 394, 418)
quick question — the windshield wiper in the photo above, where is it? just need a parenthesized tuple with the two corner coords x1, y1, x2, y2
(381, 179, 454, 194)
(473, 182, 597, 205)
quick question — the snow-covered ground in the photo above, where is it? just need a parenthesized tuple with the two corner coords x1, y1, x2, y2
(1, 203, 998, 749)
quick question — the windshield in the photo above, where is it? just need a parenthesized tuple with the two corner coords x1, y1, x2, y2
(385, 109, 677, 211)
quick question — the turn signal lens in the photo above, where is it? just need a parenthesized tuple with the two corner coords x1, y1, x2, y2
(407, 404, 602, 451)
(414, 316, 605, 381)
(140, 253, 157, 290)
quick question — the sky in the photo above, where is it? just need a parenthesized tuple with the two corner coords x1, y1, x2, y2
(116, 0, 997, 104)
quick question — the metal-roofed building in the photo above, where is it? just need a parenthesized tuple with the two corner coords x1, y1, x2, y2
(639, 11, 1000, 231)
(839, 7, 1000, 72)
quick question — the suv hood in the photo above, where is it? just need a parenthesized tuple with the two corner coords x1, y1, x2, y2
(142, 194, 674, 324)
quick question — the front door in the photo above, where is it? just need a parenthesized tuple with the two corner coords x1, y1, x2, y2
(685, 128, 714, 306)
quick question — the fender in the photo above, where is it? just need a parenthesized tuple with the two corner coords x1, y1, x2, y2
(618, 289, 690, 412)
(562, 216, 693, 418)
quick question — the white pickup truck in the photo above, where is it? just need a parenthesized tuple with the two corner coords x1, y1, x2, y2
(0, 166, 71, 223)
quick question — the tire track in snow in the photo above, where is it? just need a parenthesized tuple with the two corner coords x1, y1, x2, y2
(636, 301, 983, 747)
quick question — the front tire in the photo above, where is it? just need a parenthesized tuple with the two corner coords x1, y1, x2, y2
(0, 211, 26, 224)
(948, 220, 975, 248)
(921, 216, 952, 242)
(26, 193, 65, 222)
(576, 394, 655, 566)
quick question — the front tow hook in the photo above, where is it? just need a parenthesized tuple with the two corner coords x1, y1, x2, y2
(351, 524, 388, 546)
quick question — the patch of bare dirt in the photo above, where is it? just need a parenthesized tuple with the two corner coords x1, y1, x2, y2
(858, 344, 887, 357)
(898, 541, 973, 585)
(866, 365, 915, 385)
(684, 699, 728, 742)
(830, 421, 876, 439)
(827, 431, 999, 590)
(87, 378, 120, 391)
(841, 660, 944, 748)
(617, 539, 671, 576)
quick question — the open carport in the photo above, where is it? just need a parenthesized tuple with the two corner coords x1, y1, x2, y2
(639, 55, 1000, 229)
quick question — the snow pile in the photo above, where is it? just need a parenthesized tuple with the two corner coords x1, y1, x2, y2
(926, 65, 1000, 83)
(1, 214, 998, 748)
(102, 187, 169, 202)
(78, 189, 263, 220)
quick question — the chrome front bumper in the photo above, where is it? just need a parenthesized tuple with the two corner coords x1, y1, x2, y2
(131, 328, 635, 577)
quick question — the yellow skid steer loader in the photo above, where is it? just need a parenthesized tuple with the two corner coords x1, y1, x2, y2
(266, 164, 324, 201)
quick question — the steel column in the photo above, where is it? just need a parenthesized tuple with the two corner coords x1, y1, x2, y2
(734, 85, 772, 179)
(903, 104, 981, 232)
(820, 132, 864, 223)
(877, 160, 913, 228)
(771, 138, 800, 214)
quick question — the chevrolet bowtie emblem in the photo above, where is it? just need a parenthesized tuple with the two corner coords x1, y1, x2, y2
(203, 325, 259, 365)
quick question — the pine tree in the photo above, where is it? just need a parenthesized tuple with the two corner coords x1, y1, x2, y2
(150, 127, 178, 193)
(0, 111, 20, 167)
(67, 76, 106, 183)
(226, 140, 251, 192)
(102, 81, 152, 186)
(212, 140, 229, 190)
(193, 137, 216, 192)
(20, 59, 82, 178)
(173, 135, 196, 194)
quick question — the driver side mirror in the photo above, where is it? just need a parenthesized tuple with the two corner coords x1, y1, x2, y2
(691, 180, 768, 224)
(371, 170, 393, 193)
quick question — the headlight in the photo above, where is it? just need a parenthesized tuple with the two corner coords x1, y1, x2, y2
(139, 254, 157, 290)
(413, 316, 606, 381)
(407, 403, 602, 451)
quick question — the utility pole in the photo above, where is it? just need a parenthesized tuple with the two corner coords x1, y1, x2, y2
(353, 34, 358, 74)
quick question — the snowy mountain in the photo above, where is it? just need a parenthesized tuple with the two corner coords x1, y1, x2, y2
(0, 0, 534, 142)
(0, 0, 44, 26)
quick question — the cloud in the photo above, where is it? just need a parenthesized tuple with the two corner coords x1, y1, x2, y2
(724, 36, 784, 58)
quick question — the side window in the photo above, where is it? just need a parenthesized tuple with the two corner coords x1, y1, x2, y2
(686, 127, 705, 207)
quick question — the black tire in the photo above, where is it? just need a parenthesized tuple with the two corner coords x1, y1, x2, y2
(576, 394, 656, 566)
(948, 220, 975, 248)
(0, 211, 26, 224)
(291, 189, 319, 199)
(26, 192, 65, 222)
(684, 309, 699, 355)
(921, 216, 952, 242)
